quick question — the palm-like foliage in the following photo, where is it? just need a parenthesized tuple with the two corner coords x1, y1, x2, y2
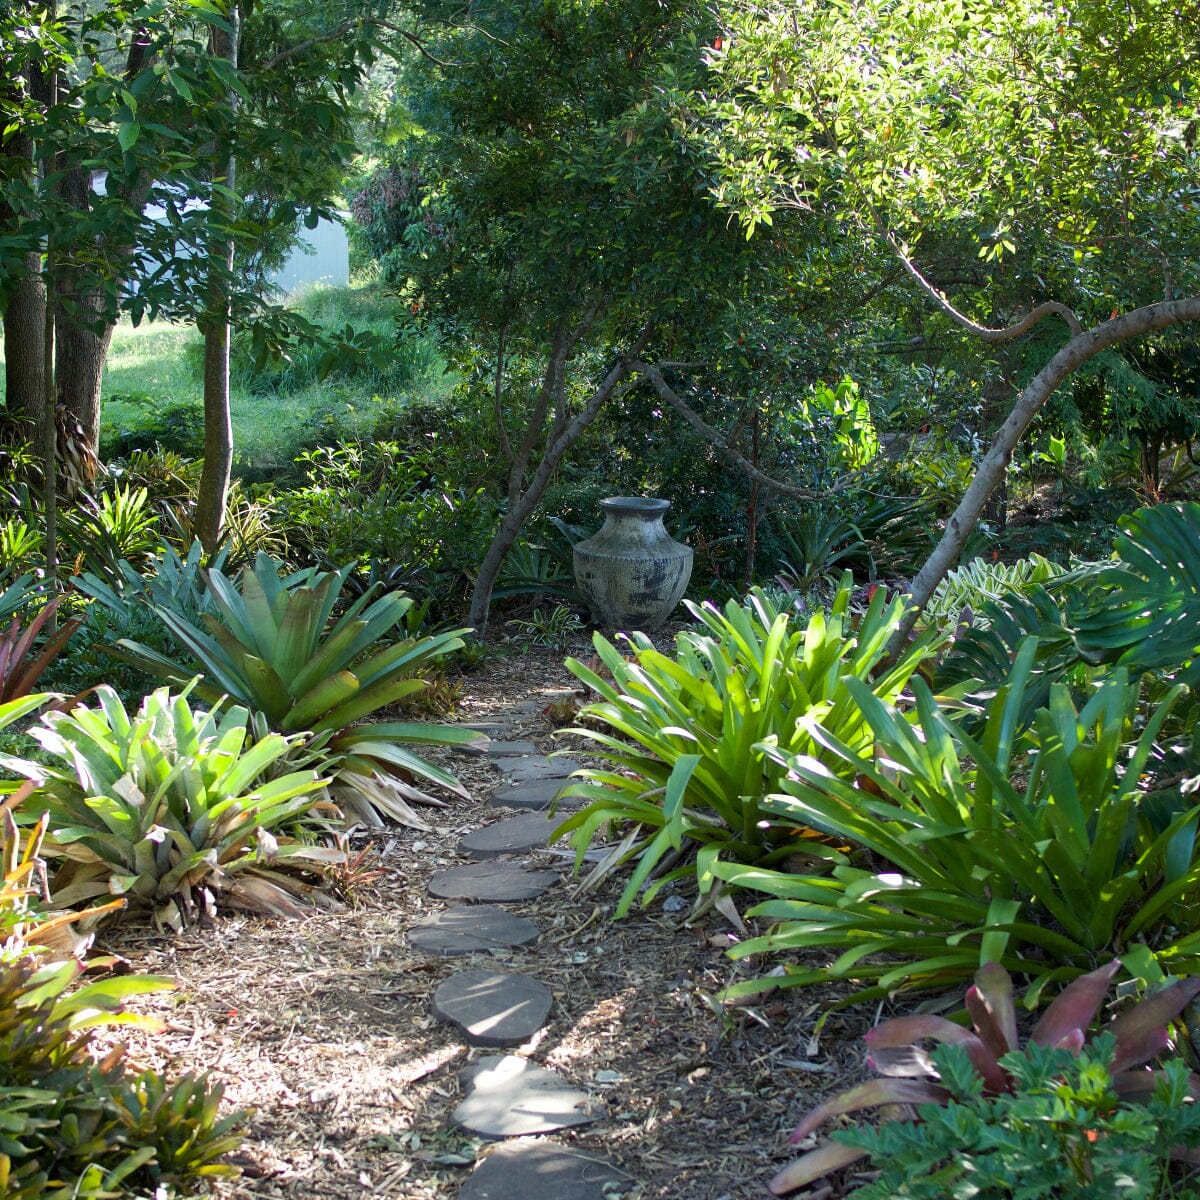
(716, 639, 1200, 1004)
(1, 686, 339, 929)
(111, 553, 478, 826)
(555, 578, 942, 915)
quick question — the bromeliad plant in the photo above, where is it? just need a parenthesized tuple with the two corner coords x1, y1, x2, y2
(771, 962, 1200, 1197)
(111, 552, 479, 827)
(1, 686, 340, 930)
(714, 637, 1200, 1005)
(554, 577, 942, 916)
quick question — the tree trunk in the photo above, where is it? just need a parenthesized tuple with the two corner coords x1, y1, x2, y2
(0, 114, 44, 436)
(194, 6, 240, 556)
(3, 261, 45, 435)
(52, 163, 114, 471)
(890, 296, 1200, 651)
(467, 321, 655, 634)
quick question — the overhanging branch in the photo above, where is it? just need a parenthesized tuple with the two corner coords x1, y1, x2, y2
(885, 231, 1084, 340)
(634, 361, 844, 502)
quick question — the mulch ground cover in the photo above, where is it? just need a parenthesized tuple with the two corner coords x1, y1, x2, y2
(97, 631, 872, 1199)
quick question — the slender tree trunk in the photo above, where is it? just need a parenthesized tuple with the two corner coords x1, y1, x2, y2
(467, 321, 655, 634)
(52, 164, 113, 469)
(194, 6, 240, 556)
(1, 117, 45, 436)
(3, 262, 46, 435)
(890, 297, 1200, 651)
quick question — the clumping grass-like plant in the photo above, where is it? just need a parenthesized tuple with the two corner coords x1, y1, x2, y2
(772, 961, 1200, 1197)
(1, 685, 339, 929)
(554, 577, 942, 915)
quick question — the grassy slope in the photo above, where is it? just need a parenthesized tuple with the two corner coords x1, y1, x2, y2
(1, 284, 450, 474)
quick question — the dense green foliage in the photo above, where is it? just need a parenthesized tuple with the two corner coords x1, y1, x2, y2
(109, 552, 477, 826)
(2, 686, 335, 928)
(772, 962, 1200, 1197)
(555, 577, 941, 915)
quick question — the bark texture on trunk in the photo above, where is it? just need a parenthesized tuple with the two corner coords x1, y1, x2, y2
(52, 165, 114, 472)
(194, 6, 240, 556)
(3, 262, 46, 434)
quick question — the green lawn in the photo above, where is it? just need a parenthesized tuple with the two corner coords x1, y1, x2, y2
(100, 320, 352, 473)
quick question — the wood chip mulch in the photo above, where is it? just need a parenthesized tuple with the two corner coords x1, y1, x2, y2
(96, 632, 873, 1199)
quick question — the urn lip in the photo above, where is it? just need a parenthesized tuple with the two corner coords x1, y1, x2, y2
(600, 496, 671, 516)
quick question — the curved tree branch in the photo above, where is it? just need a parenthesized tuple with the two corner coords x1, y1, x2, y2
(634, 361, 846, 501)
(885, 231, 1084, 340)
(890, 295, 1200, 652)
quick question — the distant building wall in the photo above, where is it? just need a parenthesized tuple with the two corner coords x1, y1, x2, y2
(267, 215, 350, 296)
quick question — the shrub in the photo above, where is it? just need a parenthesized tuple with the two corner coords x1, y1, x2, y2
(110, 552, 479, 827)
(714, 639, 1200, 1005)
(0, 594, 80, 702)
(554, 577, 942, 916)
(772, 961, 1200, 1198)
(2, 685, 338, 929)
(0, 702, 247, 1197)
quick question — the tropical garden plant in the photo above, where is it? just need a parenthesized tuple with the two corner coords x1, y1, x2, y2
(714, 638, 1200, 1005)
(0, 594, 80, 703)
(0, 697, 247, 1197)
(109, 552, 479, 827)
(554, 577, 942, 916)
(772, 961, 1200, 1197)
(1, 685, 339, 929)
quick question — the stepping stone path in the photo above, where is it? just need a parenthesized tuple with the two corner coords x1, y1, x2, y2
(432, 970, 552, 1047)
(400, 717, 632, 1197)
(489, 777, 574, 812)
(408, 905, 540, 955)
(459, 812, 561, 860)
(458, 1143, 631, 1200)
(495, 755, 579, 783)
(428, 861, 560, 902)
(454, 1056, 599, 1136)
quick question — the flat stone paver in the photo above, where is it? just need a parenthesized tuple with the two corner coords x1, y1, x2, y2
(459, 813, 560, 859)
(433, 969, 552, 1047)
(429, 861, 559, 902)
(494, 755, 580, 783)
(408, 905, 540, 955)
(489, 778, 575, 812)
(458, 1142, 632, 1200)
(455, 739, 540, 758)
(454, 1056, 598, 1137)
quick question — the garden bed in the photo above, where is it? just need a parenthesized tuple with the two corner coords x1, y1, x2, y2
(96, 637, 866, 1200)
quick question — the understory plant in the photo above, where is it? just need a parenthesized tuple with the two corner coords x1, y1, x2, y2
(0, 697, 246, 1196)
(554, 577, 942, 915)
(714, 637, 1200, 1003)
(0, 594, 81, 702)
(2, 685, 340, 929)
(772, 962, 1200, 1198)
(110, 552, 479, 827)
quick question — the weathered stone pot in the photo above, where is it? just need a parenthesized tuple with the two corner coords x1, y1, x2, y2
(573, 497, 693, 632)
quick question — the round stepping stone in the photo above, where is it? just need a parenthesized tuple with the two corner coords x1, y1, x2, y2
(489, 778, 573, 812)
(433, 969, 552, 1047)
(496, 755, 580, 783)
(408, 905, 540, 955)
(459, 813, 559, 859)
(456, 739, 540, 758)
(459, 1143, 631, 1200)
(429, 861, 559, 902)
(454, 1056, 598, 1137)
